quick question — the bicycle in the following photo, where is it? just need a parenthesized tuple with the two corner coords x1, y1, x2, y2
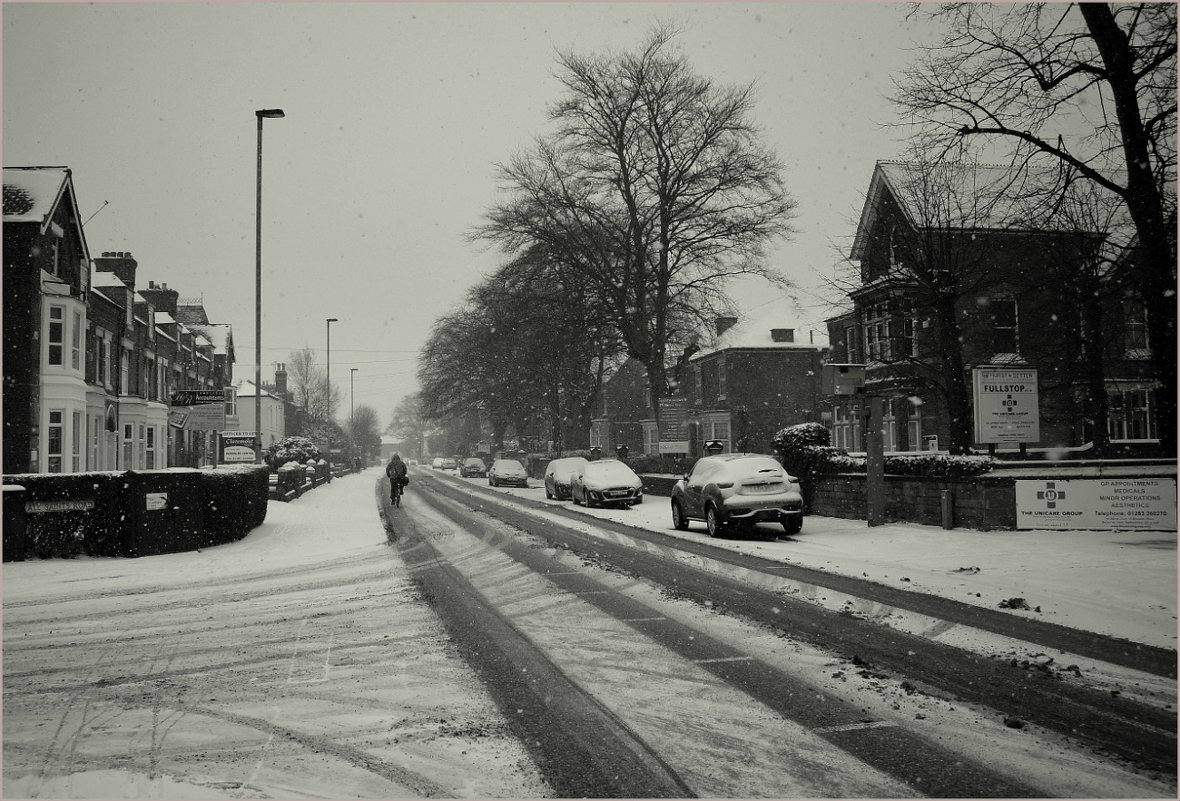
(390, 476, 403, 508)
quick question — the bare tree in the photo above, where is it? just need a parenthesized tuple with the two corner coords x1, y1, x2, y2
(477, 27, 796, 421)
(388, 393, 428, 460)
(895, 2, 1177, 453)
(286, 347, 341, 437)
(344, 405, 380, 460)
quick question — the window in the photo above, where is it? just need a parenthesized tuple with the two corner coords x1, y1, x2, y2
(120, 347, 130, 394)
(901, 311, 919, 358)
(47, 410, 64, 473)
(51, 239, 60, 276)
(863, 303, 891, 361)
(91, 414, 100, 469)
(72, 412, 82, 472)
(1124, 297, 1150, 357)
(123, 423, 133, 469)
(71, 311, 81, 369)
(717, 355, 727, 400)
(48, 306, 64, 365)
(1108, 387, 1156, 441)
(991, 297, 1019, 354)
(147, 358, 157, 400)
(832, 404, 862, 451)
(692, 365, 702, 403)
(882, 399, 898, 451)
(139, 424, 146, 467)
(146, 426, 155, 469)
(845, 326, 861, 363)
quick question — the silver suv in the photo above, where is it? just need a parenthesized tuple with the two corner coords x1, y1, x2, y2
(670, 453, 803, 537)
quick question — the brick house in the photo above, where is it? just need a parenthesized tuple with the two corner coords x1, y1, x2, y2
(3, 167, 93, 474)
(824, 161, 1159, 454)
(591, 303, 828, 458)
(683, 305, 827, 454)
(4, 167, 238, 474)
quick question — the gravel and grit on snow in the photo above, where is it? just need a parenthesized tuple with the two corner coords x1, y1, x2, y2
(2, 466, 1175, 798)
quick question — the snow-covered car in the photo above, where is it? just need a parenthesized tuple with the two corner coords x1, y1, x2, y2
(670, 453, 803, 537)
(488, 459, 529, 488)
(438, 458, 459, 471)
(543, 456, 589, 500)
(570, 460, 643, 508)
(460, 457, 487, 478)
(431, 457, 444, 469)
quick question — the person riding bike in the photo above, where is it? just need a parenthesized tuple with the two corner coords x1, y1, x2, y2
(385, 452, 409, 507)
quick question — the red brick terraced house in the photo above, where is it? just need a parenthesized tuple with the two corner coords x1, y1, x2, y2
(4, 167, 237, 474)
(824, 161, 1159, 455)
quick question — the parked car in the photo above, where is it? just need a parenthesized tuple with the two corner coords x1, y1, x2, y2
(570, 460, 643, 508)
(431, 457, 444, 469)
(544, 456, 589, 500)
(438, 457, 459, 471)
(488, 458, 529, 488)
(460, 457, 487, 478)
(670, 453, 803, 537)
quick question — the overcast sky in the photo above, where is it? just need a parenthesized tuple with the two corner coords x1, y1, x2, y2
(3, 2, 933, 424)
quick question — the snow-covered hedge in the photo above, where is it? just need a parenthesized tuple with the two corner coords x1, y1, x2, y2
(266, 436, 321, 469)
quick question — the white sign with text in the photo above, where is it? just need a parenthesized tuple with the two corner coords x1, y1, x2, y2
(1015, 478, 1177, 531)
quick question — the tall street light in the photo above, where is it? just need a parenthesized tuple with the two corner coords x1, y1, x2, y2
(350, 367, 358, 462)
(255, 108, 284, 463)
(325, 317, 338, 442)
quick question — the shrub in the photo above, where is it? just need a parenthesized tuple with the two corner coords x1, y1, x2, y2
(771, 422, 831, 451)
(266, 436, 321, 469)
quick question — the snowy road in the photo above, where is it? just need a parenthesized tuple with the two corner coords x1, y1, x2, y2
(2, 466, 1175, 798)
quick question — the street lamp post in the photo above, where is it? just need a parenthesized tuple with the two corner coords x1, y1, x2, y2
(350, 367, 358, 462)
(255, 108, 284, 464)
(325, 316, 338, 444)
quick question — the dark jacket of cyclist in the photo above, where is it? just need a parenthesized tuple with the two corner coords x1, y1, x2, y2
(385, 453, 408, 484)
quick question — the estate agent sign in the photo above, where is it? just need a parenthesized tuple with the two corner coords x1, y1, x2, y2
(1015, 478, 1177, 531)
(659, 397, 690, 454)
(972, 367, 1040, 444)
(171, 389, 227, 432)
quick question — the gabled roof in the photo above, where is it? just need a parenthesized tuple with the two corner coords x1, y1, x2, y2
(849, 161, 1115, 261)
(235, 380, 278, 400)
(690, 299, 824, 362)
(3, 166, 92, 261)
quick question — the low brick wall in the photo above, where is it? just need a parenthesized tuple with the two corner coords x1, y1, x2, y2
(811, 473, 1016, 530)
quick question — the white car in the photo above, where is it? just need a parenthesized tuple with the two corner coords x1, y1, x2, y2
(488, 459, 529, 488)
(570, 460, 643, 508)
(544, 456, 589, 500)
(670, 453, 803, 536)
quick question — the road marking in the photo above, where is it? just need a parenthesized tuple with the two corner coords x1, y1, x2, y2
(693, 656, 753, 664)
(813, 720, 895, 733)
(621, 617, 667, 623)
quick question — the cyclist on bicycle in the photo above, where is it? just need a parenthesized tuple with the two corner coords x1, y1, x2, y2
(385, 452, 408, 506)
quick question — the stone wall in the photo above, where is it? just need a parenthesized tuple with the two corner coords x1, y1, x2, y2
(810, 474, 1017, 530)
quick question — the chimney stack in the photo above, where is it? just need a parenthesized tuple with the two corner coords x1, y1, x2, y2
(93, 251, 138, 291)
(715, 316, 738, 337)
(275, 363, 288, 396)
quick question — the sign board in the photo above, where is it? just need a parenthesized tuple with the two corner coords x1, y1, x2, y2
(972, 367, 1040, 444)
(822, 364, 866, 396)
(145, 492, 169, 511)
(1015, 478, 1177, 531)
(171, 389, 227, 406)
(168, 409, 190, 429)
(26, 498, 95, 514)
(658, 396, 690, 454)
(219, 433, 258, 464)
(183, 403, 226, 431)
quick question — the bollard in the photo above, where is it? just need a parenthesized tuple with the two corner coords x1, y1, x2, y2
(940, 489, 954, 530)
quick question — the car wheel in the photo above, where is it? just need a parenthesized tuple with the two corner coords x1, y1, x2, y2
(782, 517, 802, 536)
(705, 505, 723, 538)
(671, 500, 689, 531)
